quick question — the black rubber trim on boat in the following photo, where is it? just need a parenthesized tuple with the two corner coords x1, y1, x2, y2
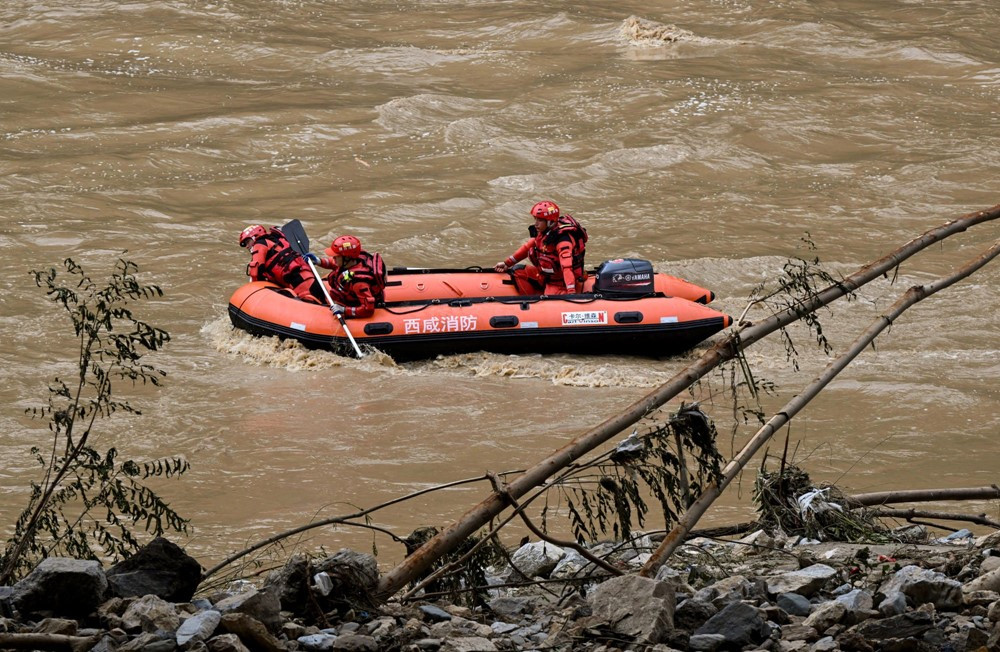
(489, 316, 520, 328)
(614, 311, 643, 324)
(364, 322, 394, 335)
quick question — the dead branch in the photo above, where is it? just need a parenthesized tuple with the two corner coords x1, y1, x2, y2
(870, 508, 1000, 529)
(638, 239, 1000, 577)
(845, 486, 1000, 508)
(376, 204, 1000, 599)
(0, 633, 98, 652)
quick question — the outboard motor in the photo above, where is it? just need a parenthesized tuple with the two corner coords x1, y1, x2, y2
(594, 258, 655, 296)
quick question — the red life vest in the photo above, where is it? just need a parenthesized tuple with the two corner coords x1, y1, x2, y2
(326, 251, 387, 306)
(527, 214, 588, 282)
(248, 228, 305, 283)
(247, 227, 322, 303)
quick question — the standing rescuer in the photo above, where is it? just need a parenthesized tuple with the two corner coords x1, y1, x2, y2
(494, 201, 588, 295)
(305, 235, 387, 318)
(239, 224, 325, 303)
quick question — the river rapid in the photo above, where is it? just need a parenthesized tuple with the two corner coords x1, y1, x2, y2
(1, 1, 998, 571)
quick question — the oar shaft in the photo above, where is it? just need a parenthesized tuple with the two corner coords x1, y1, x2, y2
(305, 258, 364, 358)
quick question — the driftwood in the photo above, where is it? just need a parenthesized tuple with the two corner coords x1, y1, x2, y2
(0, 633, 98, 652)
(844, 486, 1000, 508)
(638, 239, 1000, 576)
(869, 508, 1000, 530)
(375, 204, 1000, 599)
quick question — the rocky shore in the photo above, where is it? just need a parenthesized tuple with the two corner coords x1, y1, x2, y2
(3, 528, 1000, 652)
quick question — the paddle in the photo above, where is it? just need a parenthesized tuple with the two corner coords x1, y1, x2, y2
(280, 219, 365, 358)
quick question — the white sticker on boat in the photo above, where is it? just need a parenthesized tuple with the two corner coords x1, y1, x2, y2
(402, 315, 478, 334)
(562, 311, 607, 326)
(520, 321, 538, 329)
(291, 321, 307, 331)
(660, 316, 679, 323)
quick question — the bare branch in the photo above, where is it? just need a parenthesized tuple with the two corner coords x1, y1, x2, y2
(638, 239, 1000, 576)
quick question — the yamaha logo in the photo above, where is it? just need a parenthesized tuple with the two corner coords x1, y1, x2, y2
(612, 273, 651, 283)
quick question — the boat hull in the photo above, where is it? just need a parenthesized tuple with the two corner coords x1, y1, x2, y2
(228, 282, 731, 361)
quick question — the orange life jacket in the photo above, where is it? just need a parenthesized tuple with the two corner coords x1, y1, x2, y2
(528, 214, 588, 283)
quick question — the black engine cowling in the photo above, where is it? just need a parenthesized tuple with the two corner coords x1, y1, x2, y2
(594, 258, 655, 296)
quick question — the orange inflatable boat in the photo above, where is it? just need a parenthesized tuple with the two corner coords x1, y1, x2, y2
(228, 259, 732, 361)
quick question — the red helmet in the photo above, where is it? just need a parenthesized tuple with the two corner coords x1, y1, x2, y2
(239, 224, 266, 247)
(530, 201, 560, 221)
(326, 234, 361, 258)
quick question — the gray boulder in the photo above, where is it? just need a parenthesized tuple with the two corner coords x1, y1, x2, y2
(693, 601, 771, 649)
(11, 558, 108, 618)
(878, 565, 963, 610)
(766, 564, 838, 598)
(214, 586, 282, 634)
(588, 574, 676, 644)
(106, 536, 202, 602)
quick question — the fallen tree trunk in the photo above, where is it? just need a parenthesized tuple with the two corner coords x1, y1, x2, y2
(869, 508, 1000, 529)
(376, 204, 1000, 599)
(638, 239, 1000, 577)
(0, 633, 98, 652)
(844, 486, 1000, 508)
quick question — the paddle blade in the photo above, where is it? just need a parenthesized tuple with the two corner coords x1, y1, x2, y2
(281, 219, 309, 255)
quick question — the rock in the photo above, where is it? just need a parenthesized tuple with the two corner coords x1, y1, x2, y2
(674, 598, 717, 631)
(850, 610, 934, 640)
(106, 537, 202, 603)
(121, 594, 181, 633)
(214, 587, 282, 634)
(687, 632, 726, 651)
(766, 564, 838, 598)
(486, 596, 534, 619)
(780, 623, 818, 643)
(11, 558, 108, 618)
(693, 601, 771, 649)
(878, 565, 963, 610)
(262, 554, 311, 615)
(732, 530, 776, 557)
(218, 612, 284, 652)
(34, 617, 79, 635)
(964, 566, 1000, 594)
(803, 601, 846, 631)
(329, 633, 377, 651)
(418, 605, 452, 622)
(811, 636, 837, 651)
(297, 633, 338, 651)
(834, 588, 875, 624)
(962, 589, 998, 606)
(980, 556, 1000, 575)
(948, 625, 988, 651)
(507, 542, 565, 579)
(207, 633, 252, 652)
(877, 592, 907, 617)
(176, 610, 222, 646)
(695, 575, 766, 609)
(550, 549, 589, 579)
(777, 593, 812, 617)
(440, 637, 497, 651)
(588, 575, 675, 644)
(312, 550, 379, 611)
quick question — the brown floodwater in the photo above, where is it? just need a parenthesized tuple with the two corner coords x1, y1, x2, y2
(1, 1, 998, 572)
